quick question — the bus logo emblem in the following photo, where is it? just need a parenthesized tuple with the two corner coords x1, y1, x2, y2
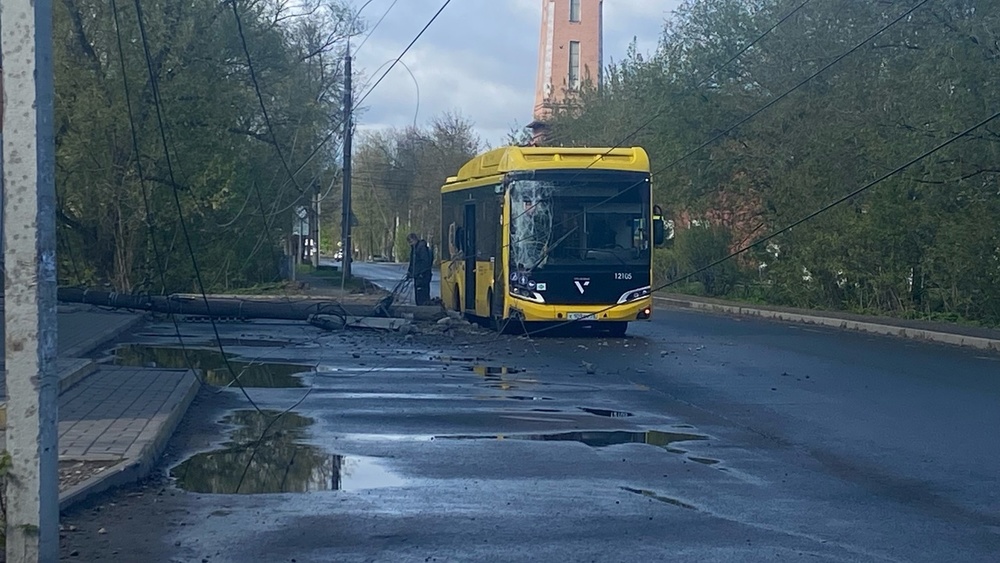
(574, 279, 591, 294)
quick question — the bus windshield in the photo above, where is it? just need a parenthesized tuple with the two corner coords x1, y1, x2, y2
(508, 171, 650, 270)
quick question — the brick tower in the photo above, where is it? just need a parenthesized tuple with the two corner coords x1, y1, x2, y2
(529, 0, 603, 144)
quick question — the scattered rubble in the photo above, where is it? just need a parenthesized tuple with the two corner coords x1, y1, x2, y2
(59, 460, 123, 492)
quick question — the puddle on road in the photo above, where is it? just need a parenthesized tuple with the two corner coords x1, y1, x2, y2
(171, 410, 405, 494)
(439, 429, 706, 449)
(317, 366, 429, 374)
(621, 486, 697, 510)
(467, 365, 522, 376)
(114, 345, 310, 388)
(211, 338, 291, 348)
(688, 456, 720, 466)
(579, 407, 633, 418)
(433, 355, 488, 363)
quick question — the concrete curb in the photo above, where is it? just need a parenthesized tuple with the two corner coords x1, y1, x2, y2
(57, 358, 99, 393)
(58, 370, 201, 511)
(654, 296, 1000, 352)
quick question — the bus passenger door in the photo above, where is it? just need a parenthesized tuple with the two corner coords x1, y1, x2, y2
(464, 203, 477, 311)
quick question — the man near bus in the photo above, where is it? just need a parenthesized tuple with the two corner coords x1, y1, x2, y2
(406, 232, 433, 305)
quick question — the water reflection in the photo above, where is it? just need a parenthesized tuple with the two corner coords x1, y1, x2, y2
(440, 429, 707, 449)
(115, 345, 309, 387)
(578, 407, 634, 418)
(171, 410, 405, 494)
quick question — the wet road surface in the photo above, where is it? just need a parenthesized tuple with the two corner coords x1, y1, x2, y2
(322, 260, 441, 304)
(60, 308, 1000, 562)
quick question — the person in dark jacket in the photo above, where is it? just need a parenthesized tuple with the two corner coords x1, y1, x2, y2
(406, 233, 433, 305)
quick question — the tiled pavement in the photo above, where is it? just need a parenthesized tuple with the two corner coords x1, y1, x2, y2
(1, 305, 201, 508)
(57, 366, 198, 462)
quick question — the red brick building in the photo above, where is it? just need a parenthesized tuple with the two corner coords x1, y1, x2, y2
(528, 0, 603, 144)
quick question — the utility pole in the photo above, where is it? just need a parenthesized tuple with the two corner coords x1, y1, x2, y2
(310, 182, 320, 268)
(3, 0, 60, 559)
(341, 44, 353, 287)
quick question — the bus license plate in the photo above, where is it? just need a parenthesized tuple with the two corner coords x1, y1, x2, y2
(567, 313, 594, 321)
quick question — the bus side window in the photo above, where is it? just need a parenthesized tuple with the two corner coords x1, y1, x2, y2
(453, 225, 465, 256)
(448, 222, 460, 257)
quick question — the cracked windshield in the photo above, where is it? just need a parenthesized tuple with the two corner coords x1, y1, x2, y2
(509, 173, 650, 271)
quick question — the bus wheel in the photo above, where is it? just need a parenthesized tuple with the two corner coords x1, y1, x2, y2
(606, 322, 628, 337)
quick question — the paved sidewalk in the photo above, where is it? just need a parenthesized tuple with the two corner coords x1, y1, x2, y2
(1, 304, 202, 509)
(55, 365, 199, 508)
(655, 292, 1000, 352)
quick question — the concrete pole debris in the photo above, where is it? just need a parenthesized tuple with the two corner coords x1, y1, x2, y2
(3, 0, 61, 560)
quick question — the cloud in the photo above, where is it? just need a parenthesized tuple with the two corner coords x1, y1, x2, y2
(352, 0, 681, 148)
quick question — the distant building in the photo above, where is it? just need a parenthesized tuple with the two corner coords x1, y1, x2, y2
(528, 0, 603, 145)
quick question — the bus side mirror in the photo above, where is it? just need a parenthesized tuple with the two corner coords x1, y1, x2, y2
(652, 205, 674, 247)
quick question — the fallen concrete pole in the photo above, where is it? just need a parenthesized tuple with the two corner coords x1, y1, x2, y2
(308, 314, 412, 332)
(57, 288, 445, 322)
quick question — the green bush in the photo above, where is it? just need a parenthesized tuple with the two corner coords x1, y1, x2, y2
(671, 225, 741, 297)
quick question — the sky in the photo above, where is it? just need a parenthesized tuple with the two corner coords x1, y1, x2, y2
(352, 0, 684, 148)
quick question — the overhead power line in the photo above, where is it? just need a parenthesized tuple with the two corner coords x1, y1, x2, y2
(132, 0, 274, 413)
(656, 0, 932, 175)
(481, 108, 1000, 342)
(508, 0, 814, 230)
(551, 0, 815, 167)
(506, 0, 932, 254)
(354, 0, 452, 109)
(230, 0, 307, 196)
(354, 0, 400, 55)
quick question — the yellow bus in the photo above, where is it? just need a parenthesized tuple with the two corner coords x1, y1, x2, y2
(440, 145, 671, 336)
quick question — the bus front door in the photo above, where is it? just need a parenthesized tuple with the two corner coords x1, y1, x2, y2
(464, 203, 477, 311)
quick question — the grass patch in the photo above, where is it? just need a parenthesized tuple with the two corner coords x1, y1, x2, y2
(224, 281, 290, 295)
(297, 265, 372, 293)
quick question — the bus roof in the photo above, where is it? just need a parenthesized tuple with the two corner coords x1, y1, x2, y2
(442, 145, 650, 190)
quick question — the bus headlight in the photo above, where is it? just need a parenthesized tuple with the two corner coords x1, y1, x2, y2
(617, 286, 651, 304)
(510, 286, 545, 303)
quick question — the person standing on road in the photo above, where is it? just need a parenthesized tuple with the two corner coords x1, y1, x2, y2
(406, 233, 433, 305)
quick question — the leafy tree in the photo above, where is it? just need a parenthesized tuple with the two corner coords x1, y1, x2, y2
(54, 0, 355, 292)
(350, 112, 481, 262)
(545, 0, 1000, 325)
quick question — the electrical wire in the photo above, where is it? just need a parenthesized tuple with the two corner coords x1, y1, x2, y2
(230, 0, 307, 196)
(132, 0, 276, 413)
(543, 0, 814, 189)
(503, 0, 932, 258)
(655, 0, 932, 175)
(354, 0, 400, 55)
(460, 108, 1000, 343)
(353, 0, 451, 109)
(112, 0, 211, 388)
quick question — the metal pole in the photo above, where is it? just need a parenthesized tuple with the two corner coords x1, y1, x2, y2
(3, 0, 60, 559)
(341, 44, 353, 287)
(310, 182, 320, 268)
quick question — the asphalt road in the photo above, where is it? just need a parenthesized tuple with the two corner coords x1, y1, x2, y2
(60, 306, 1000, 562)
(322, 259, 440, 304)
